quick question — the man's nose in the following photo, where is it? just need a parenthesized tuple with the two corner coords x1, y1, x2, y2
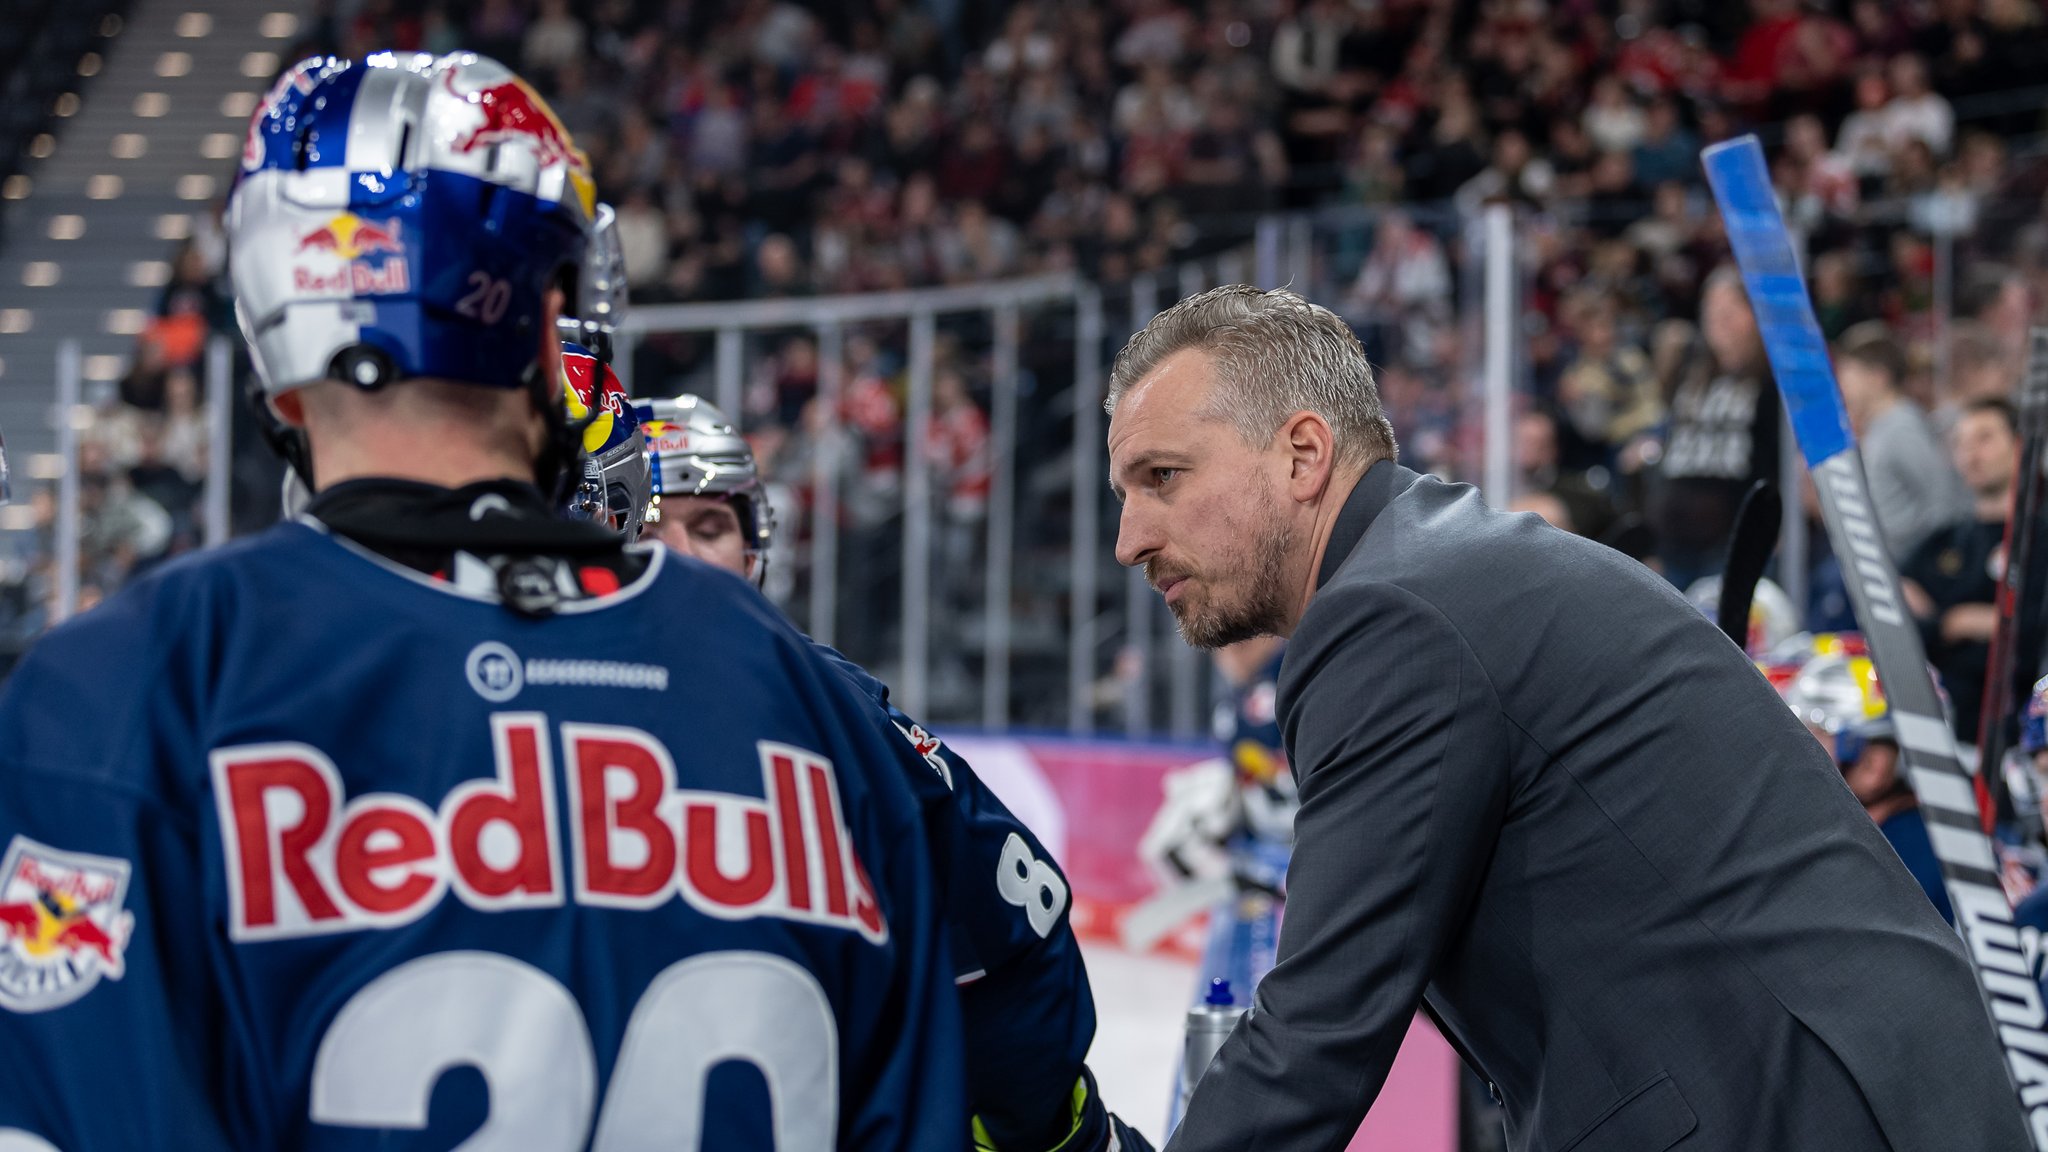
(1115, 500, 1160, 569)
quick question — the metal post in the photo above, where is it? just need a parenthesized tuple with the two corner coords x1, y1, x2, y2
(811, 322, 844, 647)
(1254, 217, 1283, 288)
(1483, 203, 1515, 505)
(1287, 215, 1314, 292)
(1779, 412, 1809, 631)
(1069, 287, 1104, 734)
(902, 309, 936, 719)
(54, 341, 81, 624)
(1218, 251, 1247, 288)
(203, 336, 232, 547)
(1123, 566, 1153, 734)
(1934, 227, 1954, 405)
(714, 327, 744, 428)
(1121, 275, 1159, 734)
(983, 305, 1019, 728)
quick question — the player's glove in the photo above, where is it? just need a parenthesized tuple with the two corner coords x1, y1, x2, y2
(971, 1067, 1156, 1152)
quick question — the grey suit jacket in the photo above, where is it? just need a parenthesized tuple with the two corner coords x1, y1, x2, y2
(1167, 462, 2027, 1152)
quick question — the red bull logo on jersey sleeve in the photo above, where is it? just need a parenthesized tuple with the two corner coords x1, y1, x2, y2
(211, 717, 887, 946)
(0, 837, 135, 1013)
(293, 213, 410, 296)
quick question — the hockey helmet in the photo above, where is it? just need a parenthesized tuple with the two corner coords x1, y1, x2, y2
(562, 343, 650, 539)
(636, 394, 774, 582)
(2025, 675, 2048, 756)
(557, 202, 626, 361)
(1783, 640, 1886, 736)
(230, 53, 596, 397)
(1685, 575, 1801, 656)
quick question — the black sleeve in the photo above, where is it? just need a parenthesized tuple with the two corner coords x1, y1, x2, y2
(1165, 582, 1511, 1152)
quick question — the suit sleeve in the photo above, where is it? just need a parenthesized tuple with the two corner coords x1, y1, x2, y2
(1167, 583, 1510, 1152)
(0, 610, 235, 1150)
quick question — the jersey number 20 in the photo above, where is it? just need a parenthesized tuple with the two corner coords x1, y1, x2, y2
(311, 949, 835, 1149)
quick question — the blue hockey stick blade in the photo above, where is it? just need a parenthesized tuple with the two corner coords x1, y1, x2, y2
(1701, 136, 1855, 470)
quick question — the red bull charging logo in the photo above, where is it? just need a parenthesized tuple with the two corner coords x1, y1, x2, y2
(294, 213, 410, 295)
(444, 69, 597, 217)
(0, 836, 134, 1012)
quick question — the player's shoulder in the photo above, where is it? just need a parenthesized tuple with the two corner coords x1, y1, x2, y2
(0, 524, 318, 783)
(804, 640, 892, 709)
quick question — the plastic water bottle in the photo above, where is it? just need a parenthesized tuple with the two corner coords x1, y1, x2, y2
(1178, 978, 1247, 1118)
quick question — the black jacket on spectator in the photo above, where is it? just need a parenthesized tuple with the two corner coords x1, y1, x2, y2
(1903, 513, 2048, 745)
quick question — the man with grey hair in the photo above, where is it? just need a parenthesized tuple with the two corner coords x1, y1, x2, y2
(1108, 284, 2027, 1152)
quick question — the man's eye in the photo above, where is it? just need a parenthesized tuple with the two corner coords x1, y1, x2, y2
(1154, 468, 1180, 486)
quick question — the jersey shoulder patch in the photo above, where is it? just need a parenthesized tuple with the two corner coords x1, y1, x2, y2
(0, 836, 135, 1013)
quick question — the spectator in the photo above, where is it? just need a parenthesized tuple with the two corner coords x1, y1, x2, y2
(1834, 325, 1968, 562)
(1555, 291, 1663, 475)
(1809, 248, 1873, 341)
(1654, 267, 1782, 590)
(1882, 52, 1955, 156)
(1630, 97, 1699, 188)
(521, 0, 586, 76)
(1455, 128, 1555, 213)
(1581, 75, 1646, 155)
(1343, 210, 1450, 368)
(1903, 398, 2048, 745)
(1834, 65, 1894, 180)
(1515, 407, 1614, 541)
(614, 188, 670, 291)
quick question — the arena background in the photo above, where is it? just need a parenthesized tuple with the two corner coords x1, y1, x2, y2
(3, 0, 2045, 1144)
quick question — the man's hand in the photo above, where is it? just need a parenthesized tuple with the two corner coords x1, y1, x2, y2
(1903, 579, 1936, 620)
(1941, 602, 1999, 644)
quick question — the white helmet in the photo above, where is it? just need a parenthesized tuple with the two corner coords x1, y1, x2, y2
(229, 52, 597, 398)
(636, 395, 774, 581)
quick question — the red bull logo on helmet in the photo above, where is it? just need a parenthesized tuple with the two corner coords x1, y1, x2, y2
(562, 348, 632, 455)
(444, 69, 597, 217)
(0, 836, 134, 1012)
(293, 213, 411, 296)
(641, 419, 694, 456)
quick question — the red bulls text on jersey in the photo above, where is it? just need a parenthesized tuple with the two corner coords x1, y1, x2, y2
(211, 713, 887, 945)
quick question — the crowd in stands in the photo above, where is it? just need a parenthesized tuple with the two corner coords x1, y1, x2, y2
(10, 0, 2048, 731)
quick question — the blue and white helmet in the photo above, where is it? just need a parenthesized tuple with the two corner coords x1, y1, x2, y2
(2024, 675, 2048, 756)
(228, 53, 597, 397)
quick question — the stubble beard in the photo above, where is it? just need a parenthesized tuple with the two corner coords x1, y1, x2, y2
(1167, 513, 1295, 650)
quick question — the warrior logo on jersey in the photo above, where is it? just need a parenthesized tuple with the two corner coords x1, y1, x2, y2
(0, 836, 134, 1013)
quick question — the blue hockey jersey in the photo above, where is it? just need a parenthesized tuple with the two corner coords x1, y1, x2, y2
(0, 521, 962, 1150)
(813, 649, 1095, 1150)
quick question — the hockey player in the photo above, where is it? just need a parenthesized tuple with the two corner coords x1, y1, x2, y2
(0, 53, 962, 1149)
(1139, 637, 1294, 1135)
(634, 393, 1151, 1152)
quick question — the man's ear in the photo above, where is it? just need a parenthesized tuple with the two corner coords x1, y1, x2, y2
(1280, 410, 1338, 502)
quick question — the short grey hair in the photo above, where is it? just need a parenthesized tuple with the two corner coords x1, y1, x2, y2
(1106, 285, 1397, 469)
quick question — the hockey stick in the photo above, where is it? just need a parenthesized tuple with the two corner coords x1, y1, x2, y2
(1975, 327, 2048, 836)
(1705, 135, 2048, 1148)
(1119, 875, 1235, 955)
(1717, 480, 1781, 650)
(1120, 868, 1287, 955)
